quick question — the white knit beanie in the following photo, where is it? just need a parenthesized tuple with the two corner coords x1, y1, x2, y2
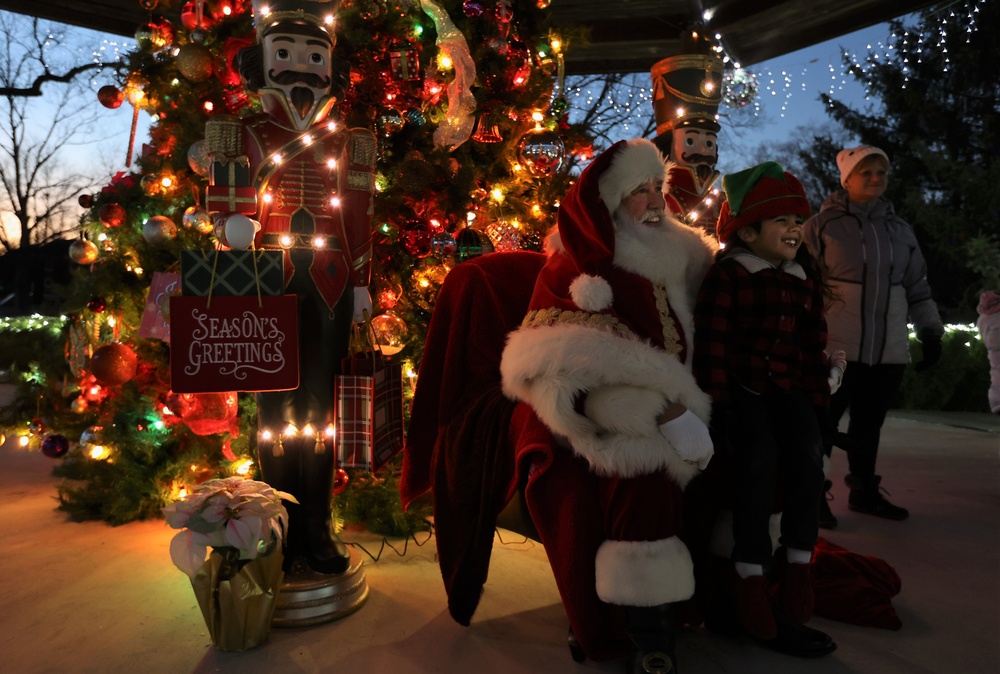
(837, 145, 890, 187)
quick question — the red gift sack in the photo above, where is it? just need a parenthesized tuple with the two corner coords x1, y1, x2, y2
(334, 340, 404, 472)
(812, 537, 903, 629)
(169, 294, 299, 393)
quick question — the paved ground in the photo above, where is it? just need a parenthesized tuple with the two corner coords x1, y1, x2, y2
(0, 411, 997, 674)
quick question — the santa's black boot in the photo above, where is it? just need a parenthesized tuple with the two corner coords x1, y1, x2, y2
(300, 435, 351, 575)
(624, 604, 677, 673)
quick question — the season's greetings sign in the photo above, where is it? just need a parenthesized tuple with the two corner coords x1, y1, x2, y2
(169, 295, 299, 393)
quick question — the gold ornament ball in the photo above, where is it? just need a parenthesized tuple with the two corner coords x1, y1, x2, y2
(176, 43, 214, 82)
(370, 312, 409, 356)
(89, 344, 138, 386)
(183, 205, 214, 234)
(143, 215, 178, 245)
(187, 139, 211, 177)
(135, 23, 156, 52)
(69, 239, 100, 265)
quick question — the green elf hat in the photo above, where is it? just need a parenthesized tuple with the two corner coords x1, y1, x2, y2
(716, 161, 810, 244)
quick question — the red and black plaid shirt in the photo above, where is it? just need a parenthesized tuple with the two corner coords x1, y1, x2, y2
(693, 252, 830, 407)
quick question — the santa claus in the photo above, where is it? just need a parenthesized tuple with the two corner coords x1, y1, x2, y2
(501, 138, 717, 672)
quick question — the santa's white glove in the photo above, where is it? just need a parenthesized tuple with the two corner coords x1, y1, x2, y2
(352, 287, 373, 323)
(827, 350, 847, 395)
(659, 409, 714, 470)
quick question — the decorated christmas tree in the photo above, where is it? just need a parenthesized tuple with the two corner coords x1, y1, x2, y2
(0, 0, 594, 531)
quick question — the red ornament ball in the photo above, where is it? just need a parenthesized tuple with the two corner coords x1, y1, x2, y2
(333, 468, 350, 495)
(98, 202, 127, 228)
(87, 296, 107, 313)
(78, 193, 93, 208)
(98, 85, 125, 109)
(400, 219, 433, 258)
(89, 343, 138, 386)
(41, 434, 70, 459)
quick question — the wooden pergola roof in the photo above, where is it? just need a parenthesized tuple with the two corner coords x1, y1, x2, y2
(0, 0, 936, 73)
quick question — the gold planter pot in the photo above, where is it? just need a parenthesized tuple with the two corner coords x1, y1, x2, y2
(190, 548, 284, 652)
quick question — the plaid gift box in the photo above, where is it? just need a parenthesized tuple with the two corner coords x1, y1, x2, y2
(335, 359, 404, 472)
(181, 250, 284, 297)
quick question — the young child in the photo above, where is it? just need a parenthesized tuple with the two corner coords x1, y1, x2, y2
(693, 162, 830, 640)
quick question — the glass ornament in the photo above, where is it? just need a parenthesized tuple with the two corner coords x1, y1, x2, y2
(517, 128, 565, 178)
(370, 312, 409, 356)
(41, 434, 70, 459)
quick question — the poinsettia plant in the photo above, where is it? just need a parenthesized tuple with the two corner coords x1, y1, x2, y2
(163, 476, 297, 579)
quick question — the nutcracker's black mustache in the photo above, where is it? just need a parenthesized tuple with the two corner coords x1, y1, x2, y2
(268, 69, 331, 89)
(681, 151, 718, 167)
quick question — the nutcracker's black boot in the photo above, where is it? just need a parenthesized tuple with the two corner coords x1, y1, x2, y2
(256, 431, 302, 573)
(300, 435, 351, 575)
(624, 604, 677, 673)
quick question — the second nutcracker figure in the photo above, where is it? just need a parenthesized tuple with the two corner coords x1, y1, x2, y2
(650, 30, 725, 237)
(206, 0, 377, 576)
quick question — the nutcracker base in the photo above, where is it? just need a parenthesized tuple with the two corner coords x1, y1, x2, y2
(272, 548, 369, 627)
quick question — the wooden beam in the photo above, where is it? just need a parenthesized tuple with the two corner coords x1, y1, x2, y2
(0, 0, 943, 76)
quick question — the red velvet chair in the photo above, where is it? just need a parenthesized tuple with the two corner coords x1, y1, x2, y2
(401, 250, 627, 662)
(400, 251, 547, 622)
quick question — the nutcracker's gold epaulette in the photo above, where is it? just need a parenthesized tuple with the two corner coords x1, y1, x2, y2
(204, 115, 244, 161)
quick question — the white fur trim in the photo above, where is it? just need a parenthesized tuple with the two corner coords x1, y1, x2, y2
(569, 274, 613, 312)
(595, 537, 694, 605)
(583, 385, 664, 437)
(709, 510, 784, 559)
(501, 322, 711, 484)
(598, 139, 667, 215)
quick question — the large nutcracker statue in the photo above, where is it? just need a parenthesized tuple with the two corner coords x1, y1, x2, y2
(650, 30, 724, 237)
(205, 0, 376, 583)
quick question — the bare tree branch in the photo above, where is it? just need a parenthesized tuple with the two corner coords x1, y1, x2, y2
(0, 61, 107, 97)
(0, 13, 112, 253)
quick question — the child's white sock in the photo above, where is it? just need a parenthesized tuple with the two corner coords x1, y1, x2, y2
(735, 561, 764, 578)
(786, 547, 813, 565)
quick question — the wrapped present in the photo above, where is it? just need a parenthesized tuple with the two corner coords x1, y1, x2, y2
(169, 294, 299, 393)
(206, 184, 257, 214)
(181, 249, 284, 297)
(211, 159, 251, 187)
(389, 43, 420, 82)
(335, 351, 404, 472)
(138, 271, 181, 343)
